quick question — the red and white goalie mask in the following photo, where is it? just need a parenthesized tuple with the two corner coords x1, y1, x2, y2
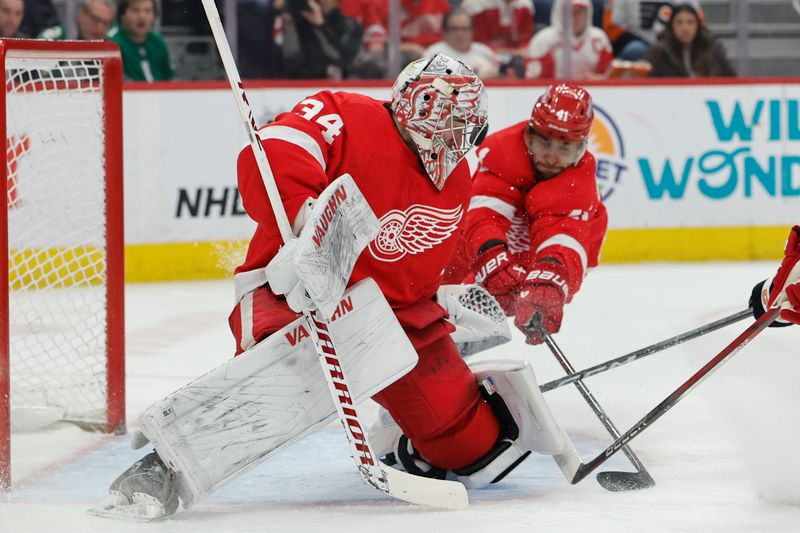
(391, 54, 489, 190)
(526, 83, 594, 179)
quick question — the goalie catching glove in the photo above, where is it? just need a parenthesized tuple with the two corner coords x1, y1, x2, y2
(514, 260, 569, 344)
(751, 225, 800, 326)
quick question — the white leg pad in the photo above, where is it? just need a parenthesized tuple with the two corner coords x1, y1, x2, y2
(135, 278, 418, 507)
(468, 359, 577, 458)
(370, 359, 581, 489)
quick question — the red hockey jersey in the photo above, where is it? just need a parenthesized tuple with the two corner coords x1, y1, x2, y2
(235, 91, 474, 315)
(459, 121, 608, 299)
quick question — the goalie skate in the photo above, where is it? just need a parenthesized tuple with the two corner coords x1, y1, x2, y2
(87, 452, 180, 522)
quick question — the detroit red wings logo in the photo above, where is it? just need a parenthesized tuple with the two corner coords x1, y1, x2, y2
(368, 204, 463, 262)
(506, 214, 531, 253)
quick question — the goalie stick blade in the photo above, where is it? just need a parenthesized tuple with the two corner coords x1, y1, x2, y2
(595, 470, 656, 492)
(381, 464, 469, 510)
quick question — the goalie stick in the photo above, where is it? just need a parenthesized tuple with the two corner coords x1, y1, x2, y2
(200, 0, 468, 510)
(540, 308, 752, 393)
(538, 325, 655, 491)
(558, 307, 780, 486)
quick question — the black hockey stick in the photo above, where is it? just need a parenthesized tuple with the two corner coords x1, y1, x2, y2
(561, 307, 779, 486)
(540, 308, 752, 393)
(537, 323, 655, 491)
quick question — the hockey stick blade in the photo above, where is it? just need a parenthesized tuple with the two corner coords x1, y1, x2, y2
(379, 463, 468, 510)
(595, 470, 655, 491)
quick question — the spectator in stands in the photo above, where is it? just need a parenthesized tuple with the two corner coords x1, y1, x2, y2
(38, 0, 116, 41)
(278, 0, 363, 79)
(109, 0, 175, 82)
(461, 0, 534, 56)
(0, 0, 25, 38)
(18, 0, 58, 38)
(339, 0, 390, 78)
(424, 9, 501, 79)
(605, 0, 703, 61)
(238, 0, 284, 79)
(401, 0, 451, 55)
(534, 0, 603, 28)
(525, 0, 613, 80)
(642, 3, 736, 77)
(340, 0, 451, 77)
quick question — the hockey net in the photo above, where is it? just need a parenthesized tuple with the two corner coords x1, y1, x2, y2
(1, 40, 125, 489)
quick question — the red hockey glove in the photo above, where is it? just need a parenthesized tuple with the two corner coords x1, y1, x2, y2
(513, 261, 569, 345)
(769, 226, 800, 324)
(474, 242, 528, 315)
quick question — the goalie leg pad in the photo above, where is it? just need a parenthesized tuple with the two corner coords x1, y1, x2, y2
(469, 358, 580, 481)
(134, 278, 418, 507)
(370, 378, 531, 490)
(468, 359, 570, 455)
(371, 359, 578, 489)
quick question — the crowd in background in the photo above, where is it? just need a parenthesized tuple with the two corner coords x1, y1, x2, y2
(0, 0, 740, 81)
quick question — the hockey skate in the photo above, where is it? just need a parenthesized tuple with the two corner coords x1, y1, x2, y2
(87, 451, 180, 521)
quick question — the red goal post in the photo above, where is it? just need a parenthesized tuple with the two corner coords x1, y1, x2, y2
(0, 39, 125, 490)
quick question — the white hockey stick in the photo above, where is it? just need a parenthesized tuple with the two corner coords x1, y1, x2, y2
(200, 0, 468, 510)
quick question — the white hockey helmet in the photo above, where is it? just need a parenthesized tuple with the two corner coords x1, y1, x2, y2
(391, 54, 489, 190)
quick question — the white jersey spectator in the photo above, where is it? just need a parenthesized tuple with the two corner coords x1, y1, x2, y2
(425, 10, 502, 79)
(525, 0, 612, 79)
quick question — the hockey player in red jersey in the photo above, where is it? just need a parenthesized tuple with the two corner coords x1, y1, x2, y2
(95, 55, 575, 519)
(750, 225, 800, 326)
(446, 83, 608, 344)
(229, 54, 504, 478)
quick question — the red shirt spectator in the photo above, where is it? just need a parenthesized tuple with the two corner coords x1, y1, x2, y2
(339, 0, 388, 48)
(340, 0, 448, 49)
(461, 0, 534, 53)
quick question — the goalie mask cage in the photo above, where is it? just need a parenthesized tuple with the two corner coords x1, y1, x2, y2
(0, 39, 125, 490)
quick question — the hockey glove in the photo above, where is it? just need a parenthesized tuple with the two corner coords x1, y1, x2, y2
(265, 238, 314, 313)
(474, 242, 528, 315)
(513, 260, 569, 345)
(750, 226, 800, 326)
(769, 226, 800, 324)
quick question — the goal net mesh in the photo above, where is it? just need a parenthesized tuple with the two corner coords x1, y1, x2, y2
(6, 57, 110, 429)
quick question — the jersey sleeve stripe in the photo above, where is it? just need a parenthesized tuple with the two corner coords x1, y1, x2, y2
(468, 195, 516, 221)
(258, 126, 327, 171)
(536, 233, 588, 274)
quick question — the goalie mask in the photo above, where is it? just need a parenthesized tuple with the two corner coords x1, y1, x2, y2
(391, 54, 489, 190)
(526, 83, 594, 179)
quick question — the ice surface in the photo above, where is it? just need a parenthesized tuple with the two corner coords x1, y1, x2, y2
(4, 262, 800, 532)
